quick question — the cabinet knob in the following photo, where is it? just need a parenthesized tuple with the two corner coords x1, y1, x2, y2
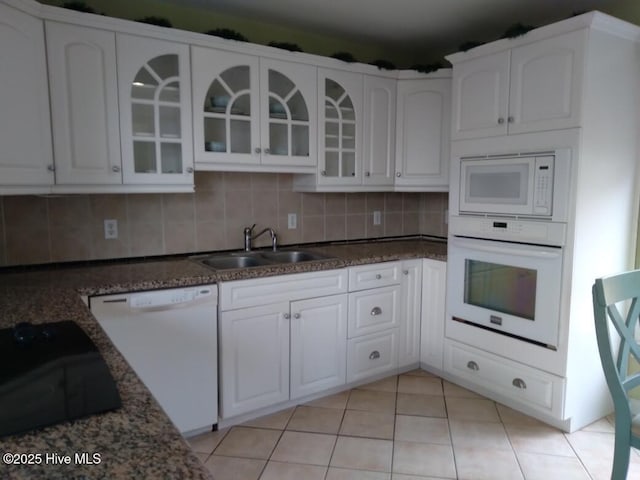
(396, 172, 401, 177)
(255, 147, 262, 154)
(497, 117, 505, 125)
(264, 148, 270, 154)
(403, 270, 409, 275)
(365, 171, 370, 177)
(111, 165, 121, 173)
(508, 116, 515, 123)
(370, 306, 382, 316)
(467, 361, 479, 371)
(47, 164, 55, 172)
(186, 167, 194, 174)
(293, 313, 301, 319)
(283, 313, 290, 320)
(375, 274, 382, 280)
(512, 378, 527, 389)
(321, 170, 327, 176)
(369, 350, 380, 360)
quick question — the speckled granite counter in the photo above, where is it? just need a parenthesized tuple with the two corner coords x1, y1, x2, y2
(0, 237, 446, 479)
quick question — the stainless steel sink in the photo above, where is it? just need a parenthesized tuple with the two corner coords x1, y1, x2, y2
(194, 249, 334, 270)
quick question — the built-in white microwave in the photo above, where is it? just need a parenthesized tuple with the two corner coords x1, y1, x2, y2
(459, 151, 566, 218)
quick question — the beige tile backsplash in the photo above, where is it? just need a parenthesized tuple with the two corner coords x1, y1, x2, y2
(0, 172, 448, 267)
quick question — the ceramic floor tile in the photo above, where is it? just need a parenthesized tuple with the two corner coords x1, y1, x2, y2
(397, 375, 444, 396)
(495, 403, 545, 426)
(516, 452, 590, 480)
(581, 416, 616, 433)
(305, 390, 351, 409)
(445, 397, 501, 422)
(442, 380, 483, 399)
(453, 446, 524, 480)
(449, 419, 511, 450)
(340, 410, 395, 439)
(357, 375, 398, 392)
(187, 428, 229, 454)
(286, 405, 344, 434)
(242, 407, 295, 430)
(213, 426, 281, 459)
(392, 440, 456, 478)
(396, 392, 446, 418)
(326, 467, 391, 480)
(330, 436, 393, 472)
(194, 452, 209, 464)
(259, 461, 326, 480)
(395, 415, 450, 445)
(504, 422, 575, 456)
(347, 389, 396, 413)
(270, 431, 337, 466)
(392, 475, 449, 480)
(204, 455, 266, 480)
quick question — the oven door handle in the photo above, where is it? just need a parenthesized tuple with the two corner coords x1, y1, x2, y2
(452, 237, 561, 259)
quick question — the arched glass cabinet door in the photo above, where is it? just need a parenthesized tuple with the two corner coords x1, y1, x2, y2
(202, 66, 253, 155)
(322, 78, 358, 181)
(130, 54, 183, 175)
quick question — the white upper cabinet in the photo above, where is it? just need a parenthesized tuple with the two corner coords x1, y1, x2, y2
(363, 75, 396, 187)
(0, 3, 53, 191)
(395, 77, 451, 190)
(317, 68, 363, 186)
(46, 21, 122, 186)
(192, 47, 316, 172)
(451, 29, 586, 140)
(117, 34, 194, 187)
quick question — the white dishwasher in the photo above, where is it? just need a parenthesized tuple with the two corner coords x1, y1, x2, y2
(89, 285, 218, 435)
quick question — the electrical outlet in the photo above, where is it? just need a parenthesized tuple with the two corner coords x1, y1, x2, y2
(373, 210, 382, 225)
(287, 213, 297, 229)
(104, 219, 118, 239)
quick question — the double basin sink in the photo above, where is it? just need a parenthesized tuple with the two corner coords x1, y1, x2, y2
(194, 249, 335, 270)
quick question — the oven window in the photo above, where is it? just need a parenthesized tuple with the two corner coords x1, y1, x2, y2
(464, 260, 536, 320)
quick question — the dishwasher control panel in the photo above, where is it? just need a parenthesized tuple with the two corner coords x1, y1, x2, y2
(130, 287, 214, 309)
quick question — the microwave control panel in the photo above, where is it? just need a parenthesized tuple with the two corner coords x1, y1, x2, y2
(533, 156, 554, 215)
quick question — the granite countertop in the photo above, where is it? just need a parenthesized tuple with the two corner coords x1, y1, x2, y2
(0, 237, 446, 479)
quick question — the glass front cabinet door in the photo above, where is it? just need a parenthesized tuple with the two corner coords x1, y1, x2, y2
(192, 47, 316, 172)
(117, 34, 194, 186)
(317, 69, 362, 186)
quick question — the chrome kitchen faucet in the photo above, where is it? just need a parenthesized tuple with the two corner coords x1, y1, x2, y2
(243, 224, 278, 251)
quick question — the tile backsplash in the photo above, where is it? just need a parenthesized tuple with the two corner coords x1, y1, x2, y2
(0, 172, 448, 267)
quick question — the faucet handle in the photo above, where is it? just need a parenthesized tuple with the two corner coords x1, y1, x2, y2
(244, 223, 256, 234)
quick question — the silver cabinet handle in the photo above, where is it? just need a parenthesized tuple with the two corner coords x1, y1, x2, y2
(283, 313, 290, 320)
(375, 274, 382, 280)
(293, 313, 301, 319)
(467, 361, 479, 371)
(498, 117, 505, 124)
(508, 116, 515, 123)
(186, 167, 194, 173)
(255, 147, 262, 154)
(369, 350, 380, 360)
(264, 148, 270, 154)
(365, 171, 370, 177)
(47, 164, 55, 172)
(321, 170, 327, 176)
(112, 165, 121, 173)
(396, 172, 401, 177)
(370, 306, 382, 316)
(512, 378, 527, 389)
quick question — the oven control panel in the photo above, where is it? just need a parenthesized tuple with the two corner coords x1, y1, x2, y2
(449, 215, 567, 246)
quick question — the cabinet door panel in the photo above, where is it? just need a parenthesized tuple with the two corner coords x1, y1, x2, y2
(399, 259, 422, 367)
(0, 4, 53, 188)
(508, 29, 585, 134)
(363, 75, 395, 186)
(451, 51, 509, 139)
(46, 22, 121, 185)
(290, 294, 347, 399)
(420, 259, 446, 370)
(219, 303, 289, 418)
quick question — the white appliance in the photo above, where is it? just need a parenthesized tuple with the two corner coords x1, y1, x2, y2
(447, 234, 563, 349)
(455, 148, 571, 222)
(90, 285, 218, 435)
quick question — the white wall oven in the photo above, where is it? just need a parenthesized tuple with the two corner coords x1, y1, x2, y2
(447, 234, 563, 349)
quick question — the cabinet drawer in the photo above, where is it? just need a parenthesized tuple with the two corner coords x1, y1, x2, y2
(348, 285, 400, 338)
(444, 340, 565, 416)
(349, 262, 401, 291)
(347, 329, 398, 383)
(219, 268, 347, 310)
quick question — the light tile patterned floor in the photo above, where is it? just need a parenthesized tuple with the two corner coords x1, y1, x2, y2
(188, 369, 640, 480)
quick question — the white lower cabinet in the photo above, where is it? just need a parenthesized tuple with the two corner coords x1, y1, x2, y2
(420, 258, 447, 370)
(399, 259, 423, 367)
(347, 329, 398, 382)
